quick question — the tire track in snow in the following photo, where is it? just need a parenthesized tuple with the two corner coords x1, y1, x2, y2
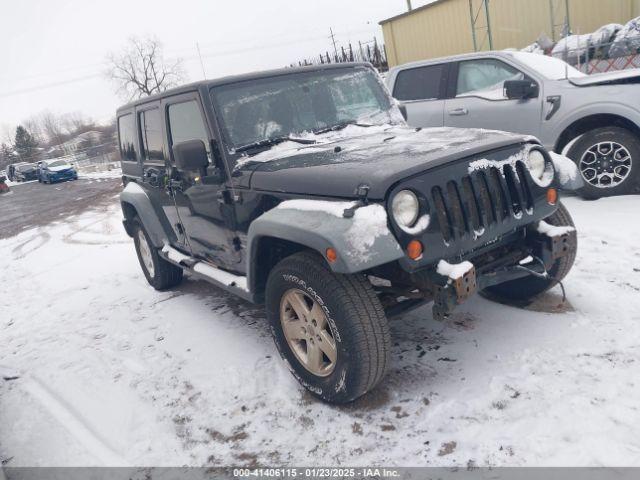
(10, 231, 50, 259)
(20, 374, 127, 466)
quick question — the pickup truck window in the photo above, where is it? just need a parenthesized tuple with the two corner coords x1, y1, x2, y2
(118, 113, 137, 161)
(167, 100, 211, 160)
(211, 67, 395, 149)
(139, 108, 165, 162)
(392, 64, 444, 101)
(456, 59, 524, 100)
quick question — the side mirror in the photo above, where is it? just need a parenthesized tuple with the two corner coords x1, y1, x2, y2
(172, 140, 209, 171)
(504, 80, 539, 100)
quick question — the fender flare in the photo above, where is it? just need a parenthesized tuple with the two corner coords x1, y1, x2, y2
(551, 103, 640, 152)
(120, 181, 176, 248)
(246, 203, 404, 293)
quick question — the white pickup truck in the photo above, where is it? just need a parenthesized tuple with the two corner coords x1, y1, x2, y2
(387, 50, 640, 198)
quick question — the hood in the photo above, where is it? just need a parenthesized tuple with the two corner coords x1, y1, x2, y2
(569, 68, 640, 87)
(240, 125, 530, 199)
(49, 164, 74, 172)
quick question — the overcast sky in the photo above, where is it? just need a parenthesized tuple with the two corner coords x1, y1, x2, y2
(0, 0, 433, 138)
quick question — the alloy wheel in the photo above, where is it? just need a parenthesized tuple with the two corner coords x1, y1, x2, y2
(280, 288, 337, 377)
(579, 141, 632, 189)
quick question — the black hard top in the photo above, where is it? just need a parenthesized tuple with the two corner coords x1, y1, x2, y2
(115, 62, 373, 114)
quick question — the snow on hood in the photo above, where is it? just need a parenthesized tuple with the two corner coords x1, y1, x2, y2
(236, 125, 522, 170)
(244, 126, 530, 200)
(568, 68, 640, 87)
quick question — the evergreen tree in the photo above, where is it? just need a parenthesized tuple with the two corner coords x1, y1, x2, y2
(0, 143, 16, 170)
(14, 125, 39, 162)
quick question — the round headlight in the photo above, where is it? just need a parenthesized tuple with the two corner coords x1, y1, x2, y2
(527, 149, 554, 187)
(392, 190, 419, 227)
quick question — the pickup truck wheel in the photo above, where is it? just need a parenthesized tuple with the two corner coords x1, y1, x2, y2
(567, 127, 640, 199)
(481, 202, 577, 302)
(132, 218, 183, 290)
(265, 251, 390, 404)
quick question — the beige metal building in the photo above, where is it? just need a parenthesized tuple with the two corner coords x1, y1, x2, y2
(381, 0, 640, 67)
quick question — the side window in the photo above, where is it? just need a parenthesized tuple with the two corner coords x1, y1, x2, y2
(167, 100, 211, 162)
(392, 64, 445, 101)
(118, 113, 137, 161)
(139, 108, 165, 162)
(456, 59, 525, 100)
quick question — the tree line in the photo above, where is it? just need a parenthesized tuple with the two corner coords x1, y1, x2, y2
(0, 112, 116, 171)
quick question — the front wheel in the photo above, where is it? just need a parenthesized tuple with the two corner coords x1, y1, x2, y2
(482, 202, 577, 302)
(132, 218, 183, 290)
(567, 126, 640, 199)
(266, 251, 391, 404)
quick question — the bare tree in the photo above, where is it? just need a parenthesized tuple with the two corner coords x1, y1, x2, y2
(61, 111, 93, 134)
(38, 111, 66, 146)
(106, 37, 185, 100)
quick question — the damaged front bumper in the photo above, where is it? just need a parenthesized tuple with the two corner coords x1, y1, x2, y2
(430, 224, 576, 320)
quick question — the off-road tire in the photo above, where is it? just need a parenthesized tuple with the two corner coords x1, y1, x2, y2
(481, 202, 577, 302)
(132, 218, 183, 290)
(567, 126, 640, 199)
(265, 251, 391, 404)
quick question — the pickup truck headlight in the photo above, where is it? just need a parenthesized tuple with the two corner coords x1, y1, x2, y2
(392, 190, 419, 228)
(527, 149, 554, 187)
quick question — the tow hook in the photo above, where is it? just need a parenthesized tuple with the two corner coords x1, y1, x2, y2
(432, 265, 477, 321)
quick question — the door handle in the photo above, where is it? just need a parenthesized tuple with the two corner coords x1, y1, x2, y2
(448, 108, 469, 116)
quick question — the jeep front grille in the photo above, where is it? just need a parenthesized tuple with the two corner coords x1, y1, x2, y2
(432, 161, 534, 243)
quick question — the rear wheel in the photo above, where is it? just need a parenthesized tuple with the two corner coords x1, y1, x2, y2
(481, 203, 577, 302)
(132, 218, 183, 290)
(265, 251, 390, 404)
(567, 127, 640, 198)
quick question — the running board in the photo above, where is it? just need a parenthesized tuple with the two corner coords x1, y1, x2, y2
(161, 245, 253, 302)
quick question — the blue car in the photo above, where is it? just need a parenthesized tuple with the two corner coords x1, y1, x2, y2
(39, 159, 78, 184)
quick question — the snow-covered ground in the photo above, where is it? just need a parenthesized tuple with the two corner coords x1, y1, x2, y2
(1, 195, 640, 467)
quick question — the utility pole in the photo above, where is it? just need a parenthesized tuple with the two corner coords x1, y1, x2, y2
(406, 0, 412, 11)
(329, 28, 339, 59)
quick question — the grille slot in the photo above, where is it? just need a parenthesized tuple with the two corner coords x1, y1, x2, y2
(431, 160, 534, 244)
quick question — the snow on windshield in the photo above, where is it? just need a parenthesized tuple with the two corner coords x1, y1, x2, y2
(506, 51, 586, 80)
(211, 67, 403, 150)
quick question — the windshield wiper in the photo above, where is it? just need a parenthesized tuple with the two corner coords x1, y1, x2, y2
(235, 135, 316, 154)
(313, 121, 373, 135)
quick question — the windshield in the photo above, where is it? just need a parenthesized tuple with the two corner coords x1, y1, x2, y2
(507, 51, 586, 80)
(211, 67, 398, 150)
(48, 160, 69, 168)
(17, 164, 35, 171)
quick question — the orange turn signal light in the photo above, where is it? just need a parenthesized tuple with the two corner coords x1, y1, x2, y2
(547, 188, 558, 205)
(326, 247, 338, 263)
(406, 240, 423, 260)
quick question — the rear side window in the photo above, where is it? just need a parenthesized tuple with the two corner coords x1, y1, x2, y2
(139, 108, 165, 162)
(393, 64, 445, 101)
(167, 100, 210, 161)
(118, 113, 137, 161)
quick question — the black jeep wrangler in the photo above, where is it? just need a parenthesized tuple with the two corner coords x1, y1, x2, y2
(118, 63, 577, 403)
